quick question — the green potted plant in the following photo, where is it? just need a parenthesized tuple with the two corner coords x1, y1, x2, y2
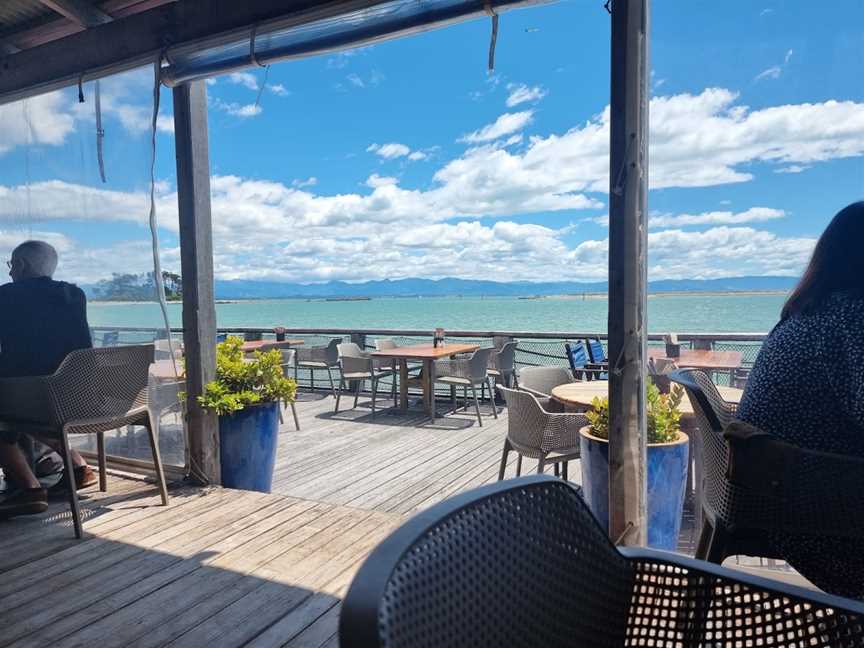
(199, 336, 296, 493)
(580, 380, 689, 549)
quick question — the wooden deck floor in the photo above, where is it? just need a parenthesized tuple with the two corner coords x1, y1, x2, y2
(270, 391, 555, 515)
(0, 388, 808, 647)
(0, 472, 399, 648)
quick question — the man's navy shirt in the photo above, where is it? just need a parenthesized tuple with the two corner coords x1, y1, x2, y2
(0, 277, 92, 378)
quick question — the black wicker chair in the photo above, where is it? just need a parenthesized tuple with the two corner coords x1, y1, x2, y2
(340, 475, 864, 648)
(670, 369, 864, 573)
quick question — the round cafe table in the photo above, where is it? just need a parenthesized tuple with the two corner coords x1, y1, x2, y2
(550, 381, 742, 417)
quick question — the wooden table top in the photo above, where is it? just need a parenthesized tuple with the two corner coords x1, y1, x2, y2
(647, 348, 743, 371)
(370, 343, 479, 360)
(241, 339, 304, 353)
(550, 381, 743, 416)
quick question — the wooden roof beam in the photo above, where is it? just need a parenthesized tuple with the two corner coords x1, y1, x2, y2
(37, 0, 113, 28)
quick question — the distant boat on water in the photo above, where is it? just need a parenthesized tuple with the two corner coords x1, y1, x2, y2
(325, 296, 371, 302)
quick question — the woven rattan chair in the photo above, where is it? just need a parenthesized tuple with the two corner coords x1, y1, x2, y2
(0, 345, 169, 538)
(488, 341, 518, 389)
(433, 347, 497, 426)
(496, 385, 584, 480)
(671, 369, 864, 580)
(279, 349, 300, 431)
(516, 365, 574, 408)
(335, 343, 394, 418)
(293, 338, 341, 397)
(340, 475, 864, 648)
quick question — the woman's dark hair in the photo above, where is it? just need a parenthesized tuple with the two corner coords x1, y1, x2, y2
(782, 201, 864, 320)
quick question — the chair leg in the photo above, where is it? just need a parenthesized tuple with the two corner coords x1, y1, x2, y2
(311, 368, 315, 392)
(694, 519, 713, 561)
(327, 367, 337, 399)
(470, 384, 483, 427)
(371, 377, 378, 418)
(536, 457, 546, 474)
(290, 402, 300, 431)
(480, 379, 486, 402)
(96, 431, 107, 492)
(703, 521, 729, 565)
(335, 377, 344, 413)
(562, 461, 568, 481)
(553, 463, 560, 477)
(516, 455, 523, 476)
(463, 386, 469, 412)
(59, 430, 83, 539)
(498, 439, 511, 481)
(451, 385, 457, 413)
(391, 373, 397, 407)
(145, 419, 170, 506)
(488, 377, 498, 419)
(353, 379, 361, 409)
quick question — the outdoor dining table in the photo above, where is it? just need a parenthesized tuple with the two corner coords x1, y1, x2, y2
(646, 348, 743, 372)
(370, 343, 480, 420)
(550, 381, 743, 418)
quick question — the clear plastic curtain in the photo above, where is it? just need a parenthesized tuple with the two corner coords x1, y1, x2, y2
(0, 64, 187, 474)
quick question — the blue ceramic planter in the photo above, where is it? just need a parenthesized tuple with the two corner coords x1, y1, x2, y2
(579, 428, 689, 550)
(219, 402, 280, 493)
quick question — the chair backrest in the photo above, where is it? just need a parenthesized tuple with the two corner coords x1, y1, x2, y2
(517, 366, 573, 398)
(324, 337, 342, 364)
(340, 476, 634, 648)
(668, 368, 744, 530)
(338, 342, 365, 359)
(48, 344, 155, 426)
(468, 347, 495, 380)
(497, 385, 547, 451)
(564, 342, 589, 378)
(491, 341, 517, 372)
(375, 338, 397, 351)
(586, 338, 606, 363)
(280, 349, 296, 377)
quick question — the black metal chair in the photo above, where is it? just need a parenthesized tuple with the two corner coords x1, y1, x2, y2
(341, 475, 864, 648)
(670, 369, 864, 588)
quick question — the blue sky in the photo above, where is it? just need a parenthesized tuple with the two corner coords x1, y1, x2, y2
(0, 0, 861, 284)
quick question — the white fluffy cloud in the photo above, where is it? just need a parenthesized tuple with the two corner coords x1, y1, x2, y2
(228, 72, 260, 91)
(211, 98, 262, 118)
(506, 84, 547, 107)
(367, 142, 433, 162)
(0, 92, 75, 154)
(459, 111, 534, 143)
(649, 207, 785, 228)
(367, 142, 411, 159)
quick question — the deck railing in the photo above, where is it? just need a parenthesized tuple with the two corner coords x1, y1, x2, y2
(90, 325, 767, 387)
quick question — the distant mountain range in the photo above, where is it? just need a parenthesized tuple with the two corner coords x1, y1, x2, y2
(211, 276, 798, 299)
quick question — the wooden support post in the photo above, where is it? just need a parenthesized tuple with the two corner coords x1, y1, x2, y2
(607, 0, 649, 546)
(174, 81, 220, 486)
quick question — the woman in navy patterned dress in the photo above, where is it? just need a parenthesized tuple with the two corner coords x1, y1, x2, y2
(737, 201, 864, 597)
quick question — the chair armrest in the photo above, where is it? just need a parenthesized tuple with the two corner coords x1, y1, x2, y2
(519, 385, 552, 401)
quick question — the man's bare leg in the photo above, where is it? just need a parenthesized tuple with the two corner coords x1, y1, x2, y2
(0, 441, 40, 489)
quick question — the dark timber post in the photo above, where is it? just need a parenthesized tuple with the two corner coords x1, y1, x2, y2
(174, 81, 220, 485)
(607, 0, 649, 545)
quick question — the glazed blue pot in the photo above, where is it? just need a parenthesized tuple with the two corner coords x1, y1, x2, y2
(219, 401, 280, 493)
(579, 428, 689, 550)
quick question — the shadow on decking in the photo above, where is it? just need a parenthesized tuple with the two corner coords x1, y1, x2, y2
(0, 478, 387, 648)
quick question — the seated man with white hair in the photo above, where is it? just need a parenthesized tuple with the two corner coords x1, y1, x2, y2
(0, 240, 96, 519)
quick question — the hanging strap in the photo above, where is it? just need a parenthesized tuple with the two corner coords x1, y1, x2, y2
(486, 1, 499, 72)
(95, 80, 107, 183)
(250, 24, 271, 107)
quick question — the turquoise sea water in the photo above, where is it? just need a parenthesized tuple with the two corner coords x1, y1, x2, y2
(86, 293, 785, 334)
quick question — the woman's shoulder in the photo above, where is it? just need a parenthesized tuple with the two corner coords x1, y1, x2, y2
(820, 291, 864, 323)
